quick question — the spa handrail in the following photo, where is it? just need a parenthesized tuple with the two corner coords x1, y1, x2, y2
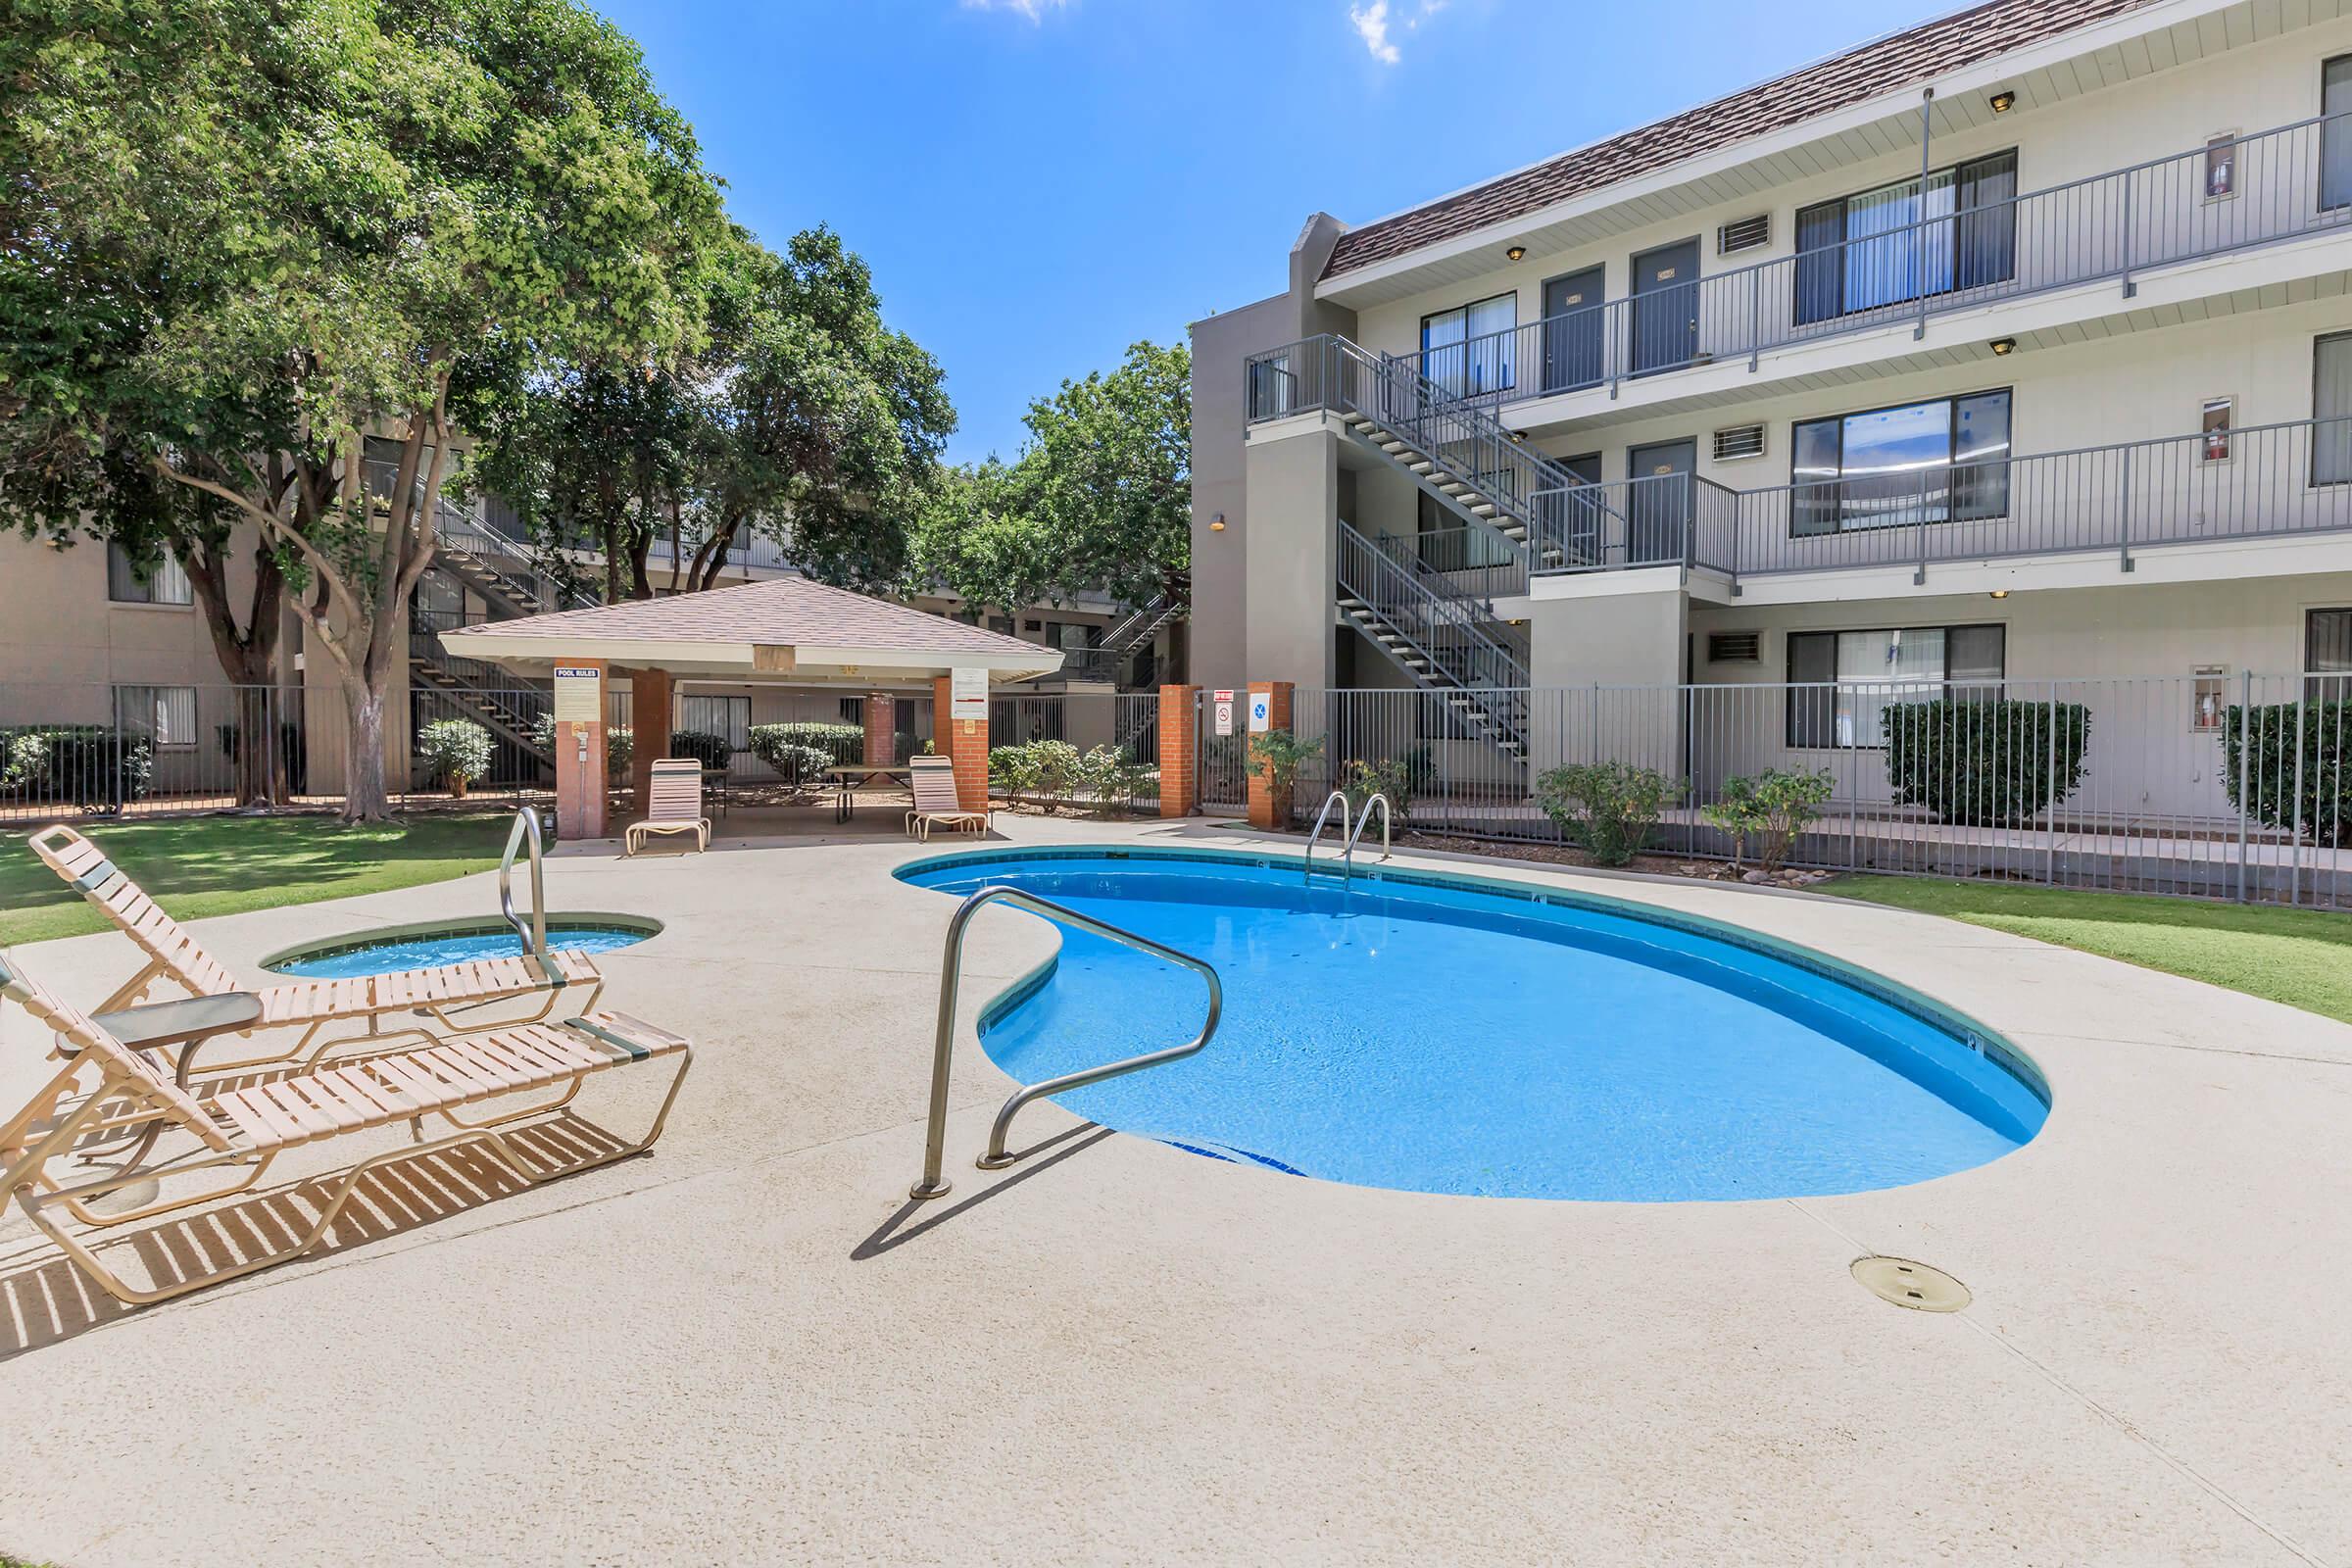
(1301, 790, 1351, 884)
(911, 884, 1223, 1200)
(498, 807, 548, 963)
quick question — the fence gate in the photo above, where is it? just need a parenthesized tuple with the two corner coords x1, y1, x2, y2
(1196, 689, 1250, 813)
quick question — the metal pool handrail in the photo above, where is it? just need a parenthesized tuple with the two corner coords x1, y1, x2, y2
(497, 808, 548, 963)
(1343, 793, 1392, 879)
(1301, 790, 1351, 884)
(911, 884, 1223, 1200)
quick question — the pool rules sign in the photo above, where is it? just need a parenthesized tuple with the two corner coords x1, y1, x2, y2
(950, 667, 987, 723)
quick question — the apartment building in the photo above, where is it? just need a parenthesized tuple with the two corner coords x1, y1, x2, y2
(1193, 0, 2352, 820)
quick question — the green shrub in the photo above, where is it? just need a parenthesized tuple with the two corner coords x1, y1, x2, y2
(2220, 700, 2352, 843)
(1028, 740, 1082, 810)
(1534, 761, 1678, 866)
(749, 720, 863, 769)
(665, 729, 733, 770)
(1340, 756, 1417, 822)
(529, 715, 632, 773)
(416, 719, 493, 790)
(1702, 767, 1835, 872)
(990, 743, 1042, 805)
(894, 730, 919, 765)
(1881, 699, 2089, 827)
(1076, 744, 1149, 818)
(0, 726, 154, 808)
(1247, 728, 1323, 805)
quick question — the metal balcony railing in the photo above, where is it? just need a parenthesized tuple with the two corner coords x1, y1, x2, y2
(1252, 109, 2352, 416)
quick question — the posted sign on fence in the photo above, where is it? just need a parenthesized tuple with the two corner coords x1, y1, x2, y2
(1212, 689, 1235, 736)
(1248, 691, 1272, 733)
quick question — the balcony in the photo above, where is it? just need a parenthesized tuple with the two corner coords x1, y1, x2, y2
(1378, 108, 2352, 415)
(1530, 413, 2352, 592)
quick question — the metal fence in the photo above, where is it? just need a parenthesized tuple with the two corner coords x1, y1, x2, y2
(1301, 675, 2352, 906)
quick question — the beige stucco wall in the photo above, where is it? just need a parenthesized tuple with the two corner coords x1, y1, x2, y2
(1243, 421, 1341, 692)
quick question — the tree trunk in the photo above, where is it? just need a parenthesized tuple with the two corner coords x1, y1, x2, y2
(340, 681, 392, 823)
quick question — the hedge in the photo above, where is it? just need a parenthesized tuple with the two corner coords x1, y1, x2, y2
(2220, 700, 2352, 842)
(1881, 698, 2090, 827)
(664, 729, 733, 771)
(1, 726, 155, 809)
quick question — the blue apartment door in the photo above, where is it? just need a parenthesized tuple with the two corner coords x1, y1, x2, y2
(1626, 438, 1695, 564)
(1541, 268, 1604, 394)
(1630, 239, 1699, 375)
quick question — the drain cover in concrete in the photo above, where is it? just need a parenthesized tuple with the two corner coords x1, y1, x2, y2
(1851, 1255, 1970, 1312)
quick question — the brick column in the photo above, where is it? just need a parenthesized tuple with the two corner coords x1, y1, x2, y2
(1157, 683, 1200, 818)
(630, 666, 673, 814)
(1245, 680, 1294, 830)
(553, 658, 609, 841)
(862, 692, 896, 764)
(931, 674, 990, 812)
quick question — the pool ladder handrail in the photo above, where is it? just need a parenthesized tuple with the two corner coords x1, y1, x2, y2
(497, 807, 549, 964)
(911, 884, 1222, 1200)
(1342, 793, 1393, 879)
(1301, 790, 1351, 884)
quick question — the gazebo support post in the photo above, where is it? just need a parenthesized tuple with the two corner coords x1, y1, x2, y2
(931, 674, 991, 813)
(863, 692, 897, 765)
(632, 666, 673, 813)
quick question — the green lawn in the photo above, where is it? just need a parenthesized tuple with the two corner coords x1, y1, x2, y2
(0, 812, 516, 947)
(1824, 875, 2352, 1026)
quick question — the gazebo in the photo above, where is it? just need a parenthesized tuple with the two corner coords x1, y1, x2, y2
(444, 575, 1062, 840)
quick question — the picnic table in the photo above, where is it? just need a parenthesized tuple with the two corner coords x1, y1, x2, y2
(825, 762, 912, 824)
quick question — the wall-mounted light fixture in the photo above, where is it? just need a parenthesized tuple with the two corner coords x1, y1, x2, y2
(1989, 336, 2017, 355)
(1505, 246, 1527, 262)
(1988, 89, 2016, 113)
(1989, 589, 2011, 600)
(1209, 514, 1227, 532)
(1509, 431, 1526, 444)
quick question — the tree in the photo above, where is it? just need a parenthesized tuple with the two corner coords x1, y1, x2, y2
(910, 340, 1191, 617)
(473, 224, 956, 601)
(1, 0, 726, 818)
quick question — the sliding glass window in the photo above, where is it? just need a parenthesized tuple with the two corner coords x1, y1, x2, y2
(2318, 330, 2352, 486)
(1787, 624, 2006, 748)
(2323, 55, 2352, 213)
(1795, 151, 2017, 326)
(1421, 293, 1516, 399)
(1789, 389, 2012, 535)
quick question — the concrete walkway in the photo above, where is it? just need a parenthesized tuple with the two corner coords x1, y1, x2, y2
(1, 814, 2347, 1566)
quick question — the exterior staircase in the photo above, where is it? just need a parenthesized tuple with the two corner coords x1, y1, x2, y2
(1336, 521, 1529, 762)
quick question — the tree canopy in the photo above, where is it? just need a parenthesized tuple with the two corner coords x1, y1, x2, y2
(2, 0, 727, 814)
(911, 340, 1190, 615)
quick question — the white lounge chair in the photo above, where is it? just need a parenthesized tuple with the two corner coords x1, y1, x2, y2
(625, 759, 711, 856)
(906, 755, 990, 842)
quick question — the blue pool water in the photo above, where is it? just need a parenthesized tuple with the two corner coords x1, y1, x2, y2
(901, 851, 2046, 1201)
(270, 925, 651, 978)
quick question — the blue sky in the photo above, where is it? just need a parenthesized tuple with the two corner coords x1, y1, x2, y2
(597, 0, 1955, 464)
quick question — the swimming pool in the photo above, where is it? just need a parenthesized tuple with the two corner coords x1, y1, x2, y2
(261, 915, 662, 978)
(900, 849, 2047, 1201)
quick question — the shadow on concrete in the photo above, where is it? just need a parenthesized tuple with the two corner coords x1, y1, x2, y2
(851, 1122, 1118, 1260)
(0, 1116, 630, 1358)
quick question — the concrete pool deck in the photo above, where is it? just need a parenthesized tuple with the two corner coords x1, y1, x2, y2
(1, 814, 2347, 1565)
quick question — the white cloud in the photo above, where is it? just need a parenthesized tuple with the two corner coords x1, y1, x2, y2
(1348, 0, 1446, 66)
(961, 0, 1070, 20)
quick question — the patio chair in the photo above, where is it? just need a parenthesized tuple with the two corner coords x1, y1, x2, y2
(625, 759, 711, 856)
(26, 824, 605, 1069)
(0, 945, 691, 1305)
(906, 756, 990, 842)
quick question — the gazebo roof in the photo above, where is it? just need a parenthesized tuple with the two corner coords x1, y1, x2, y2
(442, 576, 1064, 686)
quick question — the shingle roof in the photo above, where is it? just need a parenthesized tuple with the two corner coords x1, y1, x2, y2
(1321, 0, 2163, 279)
(442, 575, 1043, 658)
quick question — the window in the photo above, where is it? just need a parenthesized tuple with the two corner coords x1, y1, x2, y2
(1795, 151, 2017, 325)
(2201, 397, 2234, 464)
(2309, 610, 2352, 699)
(838, 696, 865, 725)
(1421, 292, 1516, 398)
(2319, 332, 2352, 486)
(1712, 423, 1766, 462)
(2192, 665, 2228, 732)
(1790, 389, 2012, 534)
(1247, 352, 1293, 419)
(2204, 132, 2239, 200)
(2325, 55, 2352, 213)
(114, 685, 197, 748)
(679, 695, 748, 754)
(1787, 624, 2005, 748)
(107, 544, 192, 606)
